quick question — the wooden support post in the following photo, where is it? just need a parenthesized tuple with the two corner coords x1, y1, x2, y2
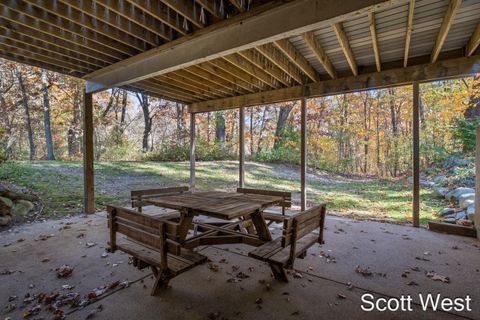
(412, 82, 420, 227)
(475, 127, 480, 239)
(300, 97, 307, 211)
(239, 106, 245, 188)
(83, 90, 95, 214)
(190, 112, 196, 192)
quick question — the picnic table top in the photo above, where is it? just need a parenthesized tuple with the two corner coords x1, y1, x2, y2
(146, 191, 283, 220)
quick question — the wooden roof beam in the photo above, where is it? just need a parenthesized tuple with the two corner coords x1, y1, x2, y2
(160, 0, 206, 29)
(431, 0, 461, 63)
(222, 54, 280, 89)
(333, 22, 358, 76)
(256, 44, 306, 85)
(0, 6, 128, 62)
(188, 54, 480, 113)
(196, 62, 257, 93)
(273, 38, 320, 82)
(209, 59, 266, 91)
(368, 12, 381, 72)
(241, 49, 292, 86)
(229, 0, 246, 13)
(159, 72, 227, 97)
(21, 0, 150, 50)
(196, 0, 224, 20)
(85, 0, 401, 92)
(466, 22, 480, 56)
(302, 31, 337, 79)
(404, 0, 415, 67)
(154, 75, 222, 100)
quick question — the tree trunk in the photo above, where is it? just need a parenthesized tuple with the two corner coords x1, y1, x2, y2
(388, 88, 399, 177)
(68, 82, 82, 158)
(464, 74, 480, 120)
(362, 92, 370, 174)
(41, 71, 55, 160)
(215, 111, 225, 150)
(16, 69, 36, 160)
(273, 102, 294, 151)
(257, 107, 268, 154)
(136, 93, 152, 152)
(250, 108, 254, 156)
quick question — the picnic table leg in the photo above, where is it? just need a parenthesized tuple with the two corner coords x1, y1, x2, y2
(150, 266, 172, 296)
(250, 210, 272, 241)
(241, 216, 256, 234)
(269, 262, 288, 282)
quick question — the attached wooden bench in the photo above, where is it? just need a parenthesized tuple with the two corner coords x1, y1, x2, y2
(236, 188, 293, 224)
(131, 186, 189, 220)
(248, 204, 326, 282)
(107, 205, 207, 295)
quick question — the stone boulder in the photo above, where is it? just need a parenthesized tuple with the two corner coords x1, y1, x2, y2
(11, 200, 34, 216)
(432, 175, 447, 185)
(420, 181, 435, 188)
(446, 187, 475, 202)
(0, 215, 12, 226)
(433, 187, 449, 198)
(458, 193, 475, 208)
(440, 208, 455, 216)
(466, 205, 475, 224)
(0, 196, 13, 215)
(456, 211, 467, 220)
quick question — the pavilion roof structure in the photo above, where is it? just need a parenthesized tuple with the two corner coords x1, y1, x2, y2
(1, 0, 479, 109)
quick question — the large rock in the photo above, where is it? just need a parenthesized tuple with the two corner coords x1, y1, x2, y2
(466, 205, 475, 224)
(0, 196, 13, 215)
(420, 181, 435, 188)
(11, 200, 34, 216)
(433, 187, 449, 198)
(0, 214, 12, 226)
(444, 155, 471, 168)
(432, 175, 447, 185)
(445, 187, 475, 202)
(456, 211, 467, 220)
(440, 208, 455, 216)
(458, 193, 475, 208)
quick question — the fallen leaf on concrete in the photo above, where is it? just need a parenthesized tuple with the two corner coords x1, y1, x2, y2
(426, 271, 450, 283)
(36, 234, 54, 241)
(293, 272, 302, 279)
(86, 304, 104, 319)
(407, 281, 419, 286)
(86, 242, 96, 248)
(415, 256, 430, 261)
(56, 265, 74, 278)
(3, 242, 12, 247)
(4, 303, 16, 313)
(101, 252, 108, 258)
(62, 285, 75, 291)
(255, 298, 263, 304)
(41, 257, 50, 263)
(23, 304, 41, 318)
(0, 269, 15, 275)
(207, 263, 219, 272)
(17, 238, 25, 242)
(410, 266, 420, 272)
(337, 294, 347, 299)
(355, 265, 373, 277)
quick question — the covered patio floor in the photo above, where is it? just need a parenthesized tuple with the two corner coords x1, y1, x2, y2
(1, 213, 478, 320)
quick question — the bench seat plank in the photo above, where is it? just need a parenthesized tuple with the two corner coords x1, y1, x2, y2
(248, 237, 283, 261)
(117, 240, 207, 275)
(267, 233, 318, 265)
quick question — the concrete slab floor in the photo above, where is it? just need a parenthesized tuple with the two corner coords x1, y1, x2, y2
(0, 213, 479, 320)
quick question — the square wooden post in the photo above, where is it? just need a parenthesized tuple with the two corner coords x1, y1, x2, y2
(412, 82, 420, 227)
(83, 90, 95, 214)
(190, 112, 196, 192)
(239, 106, 245, 188)
(475, 127, 480, 239)
(301, 97, 307, 211)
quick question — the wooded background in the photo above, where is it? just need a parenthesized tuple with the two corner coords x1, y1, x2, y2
(1, 59, 479, 178)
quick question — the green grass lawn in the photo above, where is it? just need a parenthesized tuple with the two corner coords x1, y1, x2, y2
(0, 160, 445, 225)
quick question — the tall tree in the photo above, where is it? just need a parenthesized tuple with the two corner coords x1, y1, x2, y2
(68, 81, 82, 157)
(41, 70, 55, 160)
(273, 102, 295, 151)
(15, 68, 36, 160)
(136, 93, 152, 152)
(215, 111, 225, 150)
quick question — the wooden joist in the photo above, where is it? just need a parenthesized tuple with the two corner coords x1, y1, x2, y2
(209, 59, 266, 91)
(273, 39, 320, 82)
(160, 0, 206, 29)
(223, 54, 280, 89)
(85, 0, 399, 92)
(404, 0, 415, 67)
(302, 31, 337, 79)
(368, 12, 381, 72)
(431, 0, 461, 63)
(240, 49, 292, 87)
(333, 22, 358, 76)
(256, 44, 305, 85)
(466, 22, 480, 57)
(188, 54, 480, 113)
(428, 222, 477, 238)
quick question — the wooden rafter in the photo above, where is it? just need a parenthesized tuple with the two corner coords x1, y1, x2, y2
(196, 62, 256, 93)
(21, 0, 149, 50)
(333, 22, 358, 76)
(222, 54, 279, 89)
(196, 0, 223, 19)
(160, 0, 205, 29)
(0, 26, 107, 69)
(142, 79, 203, 101)
(0, 7, 127, 62)
(302, 32, 337, 79)
(154, 75, 221, 100)
(256, 44, 305, 85)
(182, 68, 238, 96)
(431, 0, 462, 63)
(229, 0, 246, 12)
(147, 78, 214, 101)
(1, 1, 140, 57)
(404, 0, 415, 67)
(241, 49, 291, 86)
(126, 0, 187, 35)
(0, 50, 79, 76)
(85, 0, 397, 92)
(209, 59, 266, 91)
(188, 54, 480, 113)
(160, 72, 226, 98)
(466, 22, 480, 56)
(137, 80, 197, 102)
(90, 0, 172, 42)
(273, 39, 319, 82)
(368, 12, 381, 72)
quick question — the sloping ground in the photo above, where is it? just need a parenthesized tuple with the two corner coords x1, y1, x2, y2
(0, 161, 446, 224)
(0, 213, 478, 320)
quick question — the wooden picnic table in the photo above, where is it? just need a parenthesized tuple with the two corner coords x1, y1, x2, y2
(145, 191, 284, 243)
